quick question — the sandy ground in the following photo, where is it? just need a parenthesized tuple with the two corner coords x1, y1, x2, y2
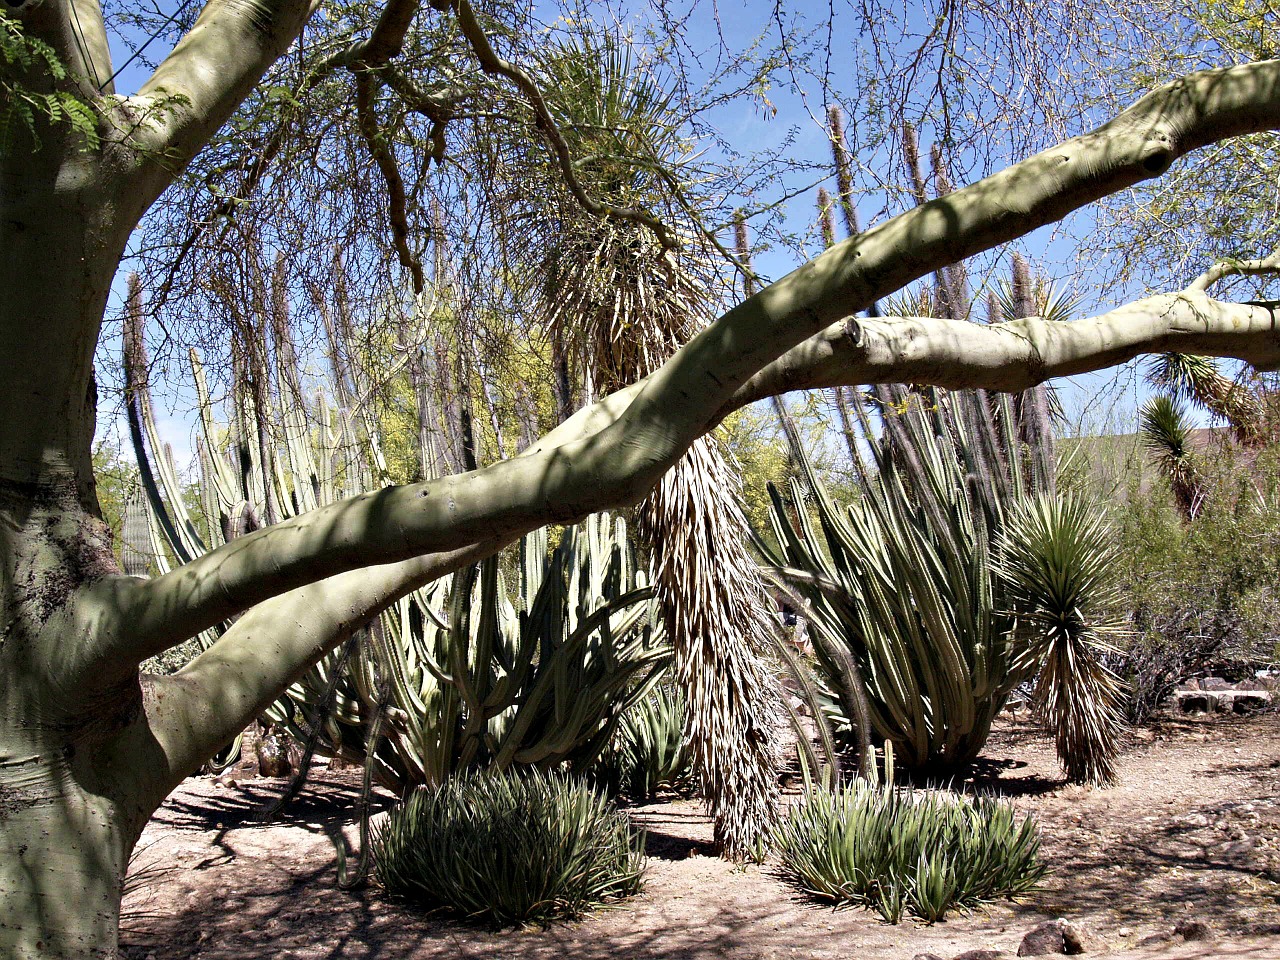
(120, 713, 1280, 960)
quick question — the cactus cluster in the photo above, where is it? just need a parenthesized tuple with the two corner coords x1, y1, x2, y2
(762, 387, 1124, 783)
(374, 768, 646, 924)
(774, 779, 1046, 923)
(123, 288, 667, 791)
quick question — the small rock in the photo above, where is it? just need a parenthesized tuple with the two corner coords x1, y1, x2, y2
(1137, 932, 1174, 948)
(1062, 922, 1103, 954)
(913, 954, 945, 960)
(1018, 920, 1067, 956)
(1017, 918, 1099, 956)
(954, 951, 1012, 960)
(1222, 838, 1256, 856)
(1203, 676, 1232, 691)
(256, 731, 292, 778)
(1116, 928, 1132, 938)
(1174, 919, 1211, 941)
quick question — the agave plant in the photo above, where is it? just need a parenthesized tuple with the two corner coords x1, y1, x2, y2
(762, 388, 1037, 773)
(587, 684, 695, 800)
(269, 515, 669, 792)
(774, 779, 1046, 923)
(762, 386, 1126, 784)
(374, 768, 646, 924)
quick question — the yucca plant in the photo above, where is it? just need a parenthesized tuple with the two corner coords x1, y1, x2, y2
(515, 27, 785, 858)
(774, 781, 1046, 923)
(1146, 351, 1261, 444)
(997, 493, 1127, 786)
(1140, 395, 1205, 519)
(374, 768, 646, 924)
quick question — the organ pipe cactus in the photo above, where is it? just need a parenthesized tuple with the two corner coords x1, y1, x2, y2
(125, 311, 667, 792)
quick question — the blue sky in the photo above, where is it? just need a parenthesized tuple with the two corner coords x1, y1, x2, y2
(95, 0, 1185, 469)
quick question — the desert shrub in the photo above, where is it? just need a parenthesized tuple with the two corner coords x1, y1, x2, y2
(1110, 441, 1280, 720)
(587, 685, 696, 800)
(774, 781, 1046, 923)
(373, 769, 645, 924)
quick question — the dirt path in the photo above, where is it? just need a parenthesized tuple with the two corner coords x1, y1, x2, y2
(121, 713, 1280, 960)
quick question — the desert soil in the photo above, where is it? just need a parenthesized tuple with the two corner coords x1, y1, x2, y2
(121, 712, 1280, 960)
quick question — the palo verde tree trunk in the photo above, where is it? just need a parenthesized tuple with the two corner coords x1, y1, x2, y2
(0, 66, 142, 956)
(3, 0, 1280, 947)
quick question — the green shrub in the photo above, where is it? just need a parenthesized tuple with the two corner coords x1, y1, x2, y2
(373, 769, 645, 924)
(774, 781, 1046, 923)
(1108, 440, 1280, 720)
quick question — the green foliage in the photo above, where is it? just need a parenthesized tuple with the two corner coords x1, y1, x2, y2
(762, 390, 1041, 774)
(718, 404, 861, 547)
(763, 388, 1125, 782)
(91, 441, 137, 563)
(774, 781, 1046, 923)
(1110, 438, 1280, 719)
(587, 685, 695, 801)
(997, 493, 1126, 785)
(0, 11, 100, 152)
(269, 514, 669, 792)
(373, 769, 645, 924)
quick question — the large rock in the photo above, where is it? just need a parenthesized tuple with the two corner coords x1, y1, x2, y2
(256, 730, 292, 778)
(1017, 919, 1101, 956)
(1202, 676, 1233, 691)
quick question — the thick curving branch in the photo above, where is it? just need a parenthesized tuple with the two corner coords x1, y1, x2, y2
(318, 0, 420, 71)
(81, 59, 1280, 677)
(122, 539, 505, 798)
(355, 71, 426, 292)
(126, 0, 314, 205)
(441, 0, 677, 248)
(1190, 247, 1280, 292)
(731, 291, 1280, 407)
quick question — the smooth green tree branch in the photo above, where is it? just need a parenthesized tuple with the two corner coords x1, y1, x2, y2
(79, 58, 1280, 678)
(125, 539, 503, 798)
(126, 0, 315, 201)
